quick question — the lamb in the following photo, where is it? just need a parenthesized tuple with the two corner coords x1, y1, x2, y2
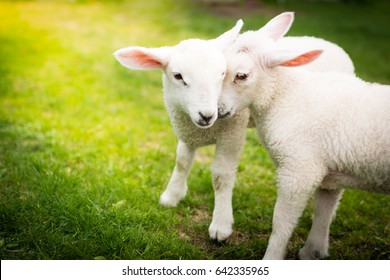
(218, 12, 390, 259)
(114, 21, 250, 243)
(113, 15, 355, 243)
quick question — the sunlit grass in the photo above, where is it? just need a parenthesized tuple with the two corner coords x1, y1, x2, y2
(0, 0, 389, 260)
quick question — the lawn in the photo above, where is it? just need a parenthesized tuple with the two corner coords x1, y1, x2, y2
(0, 0, 389, 260)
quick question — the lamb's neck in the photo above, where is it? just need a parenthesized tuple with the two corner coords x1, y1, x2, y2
(251, 68, 299, 120)
(166, 107, 193, 130)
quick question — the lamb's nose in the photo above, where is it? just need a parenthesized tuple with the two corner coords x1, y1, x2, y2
(199, 112, 214, 124)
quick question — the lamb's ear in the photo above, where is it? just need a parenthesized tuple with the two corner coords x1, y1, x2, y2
(266, 49, 323, 68)
(211, 19, 243, 51)
(258, 12, 294, 41)
(113, 46, 172, 70)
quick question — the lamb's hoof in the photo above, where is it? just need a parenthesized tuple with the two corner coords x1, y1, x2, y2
(208, 223, 232, 245)
(299, 248, 327, 260)
(210, 238, 227, 247)
(159, 187, 188, 207)
(159, 193, 179, 207)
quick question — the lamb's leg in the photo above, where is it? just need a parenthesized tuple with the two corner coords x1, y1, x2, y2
(299, 188, 343, 259)
(208, 131, 246, 243)
(159, 140, 196, 207)
(263, 167, 324, 259)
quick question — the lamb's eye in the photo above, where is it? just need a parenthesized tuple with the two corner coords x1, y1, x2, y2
(235, 72, 248, 81)
(173, 73, 183, 80)
(173, 72, 188, 86)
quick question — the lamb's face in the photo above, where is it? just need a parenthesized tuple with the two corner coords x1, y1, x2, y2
(218, 51, 257, 117)
(163, 40, 227, 128)
(218, 34, 270, 118)
(113, 20, 244, 128)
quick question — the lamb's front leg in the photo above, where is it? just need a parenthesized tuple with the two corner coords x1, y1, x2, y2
(299, 188, 343, 259)
(159, 140, 196, 207)
(208, 136, 245, 243)
(263, 167, 325, 259)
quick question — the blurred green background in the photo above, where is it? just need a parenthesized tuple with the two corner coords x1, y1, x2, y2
(0, 0, 389, 259)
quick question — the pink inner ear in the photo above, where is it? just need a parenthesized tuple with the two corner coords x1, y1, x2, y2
(271, 14, 293, 41)
(121, 50, 162, 68)
(281, 50, 323, 67)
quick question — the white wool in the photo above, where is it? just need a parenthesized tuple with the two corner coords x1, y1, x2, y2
(255, 68, 390, 192)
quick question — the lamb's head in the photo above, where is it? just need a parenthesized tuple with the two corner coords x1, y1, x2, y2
(218, 12, 322, 117)
(114, 20, 243, 128)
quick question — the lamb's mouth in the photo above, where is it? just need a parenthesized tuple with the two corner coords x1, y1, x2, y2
(196, 120, 214, 129)
(218, 110, 231, 118)
(218, 105, 233, 119)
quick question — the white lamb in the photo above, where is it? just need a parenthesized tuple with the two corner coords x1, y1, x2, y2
(113, 15, 355, 243)
(114, 21, 249, 243)
(218, 12, 390, 259)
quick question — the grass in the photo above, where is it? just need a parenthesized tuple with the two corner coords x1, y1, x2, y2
(0, 0, 389, 260)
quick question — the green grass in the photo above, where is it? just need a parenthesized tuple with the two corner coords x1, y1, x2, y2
(0, 0, 389, 260)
